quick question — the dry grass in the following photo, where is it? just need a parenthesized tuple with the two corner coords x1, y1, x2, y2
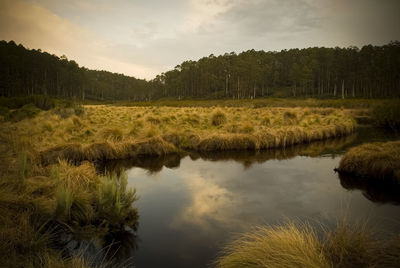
(214, 222, 330, 268)
(1, 105, 356, 163)
(214, 221, 400, 268)
(338, 140, 400, 182)
(0, 103, 358, 266)
(0, 157, 138, 267)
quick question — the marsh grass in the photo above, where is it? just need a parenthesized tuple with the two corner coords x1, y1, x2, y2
(212, 109, 227, 126)
(15, 105, 357, 163)
(338, 140, 400, 182)
(0, 156, 139, 267)
(0, 103, 358, 266)
(97, 173, 138, 229)
(214, 222, 330, 268)
(214, 221, 400, 268)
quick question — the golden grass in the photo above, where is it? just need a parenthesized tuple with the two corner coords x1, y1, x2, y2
(214, 221, 400, 268)
(1, 105, 356, 163)
(214, 223, 330, 268)
(0, 103, 357, 266)
(338, 140, 400, 181)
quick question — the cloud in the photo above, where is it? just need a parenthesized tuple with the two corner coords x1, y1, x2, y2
(0, 0, 156, 78)
(1, 0, 399, 80)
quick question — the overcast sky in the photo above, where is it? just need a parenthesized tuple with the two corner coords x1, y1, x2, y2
(0, 0, 399, 79)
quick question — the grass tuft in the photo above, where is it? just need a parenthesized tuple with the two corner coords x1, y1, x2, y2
(214, 222, 329, 268)
(212, 109, 227, 126)
(338, 140, 400, 182)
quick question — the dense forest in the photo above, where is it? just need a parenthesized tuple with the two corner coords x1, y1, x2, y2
(1, 40, 399, 100)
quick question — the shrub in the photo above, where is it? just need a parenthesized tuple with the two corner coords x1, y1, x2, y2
(372, 101, 400, 131)
(53, 100, 85, 118)
(6, 104, 41, 122)
(0, 106, 9, 117)
(211, 109, 227, 126)
(0, 95, 54, 110)
(32, 95, 55, 111)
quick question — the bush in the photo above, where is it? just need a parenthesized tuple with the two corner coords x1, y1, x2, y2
(6, 103, 41, 122)
(372, 101, 400, 131)
(53, 103, 85, 118)
(0, 95, 55, 110)
(0, 106, 9, 117)
(32, 95, 55, 110)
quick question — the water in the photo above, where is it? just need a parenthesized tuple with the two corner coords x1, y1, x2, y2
(96, 127, 400, 267)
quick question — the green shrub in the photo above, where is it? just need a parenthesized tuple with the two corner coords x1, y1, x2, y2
(372, 101, 400, 130)
(32, 95, 55, 110)
(6, 104, 41, 122)
(0, 95, 54, 110)
(0, 106, 9, 117)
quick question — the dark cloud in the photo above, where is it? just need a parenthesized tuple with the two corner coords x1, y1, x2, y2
(220, 0, 323, 36)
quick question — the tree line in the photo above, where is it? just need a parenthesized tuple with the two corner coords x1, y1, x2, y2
(0, 40, 154, 101)
(1, 40, 399, 100)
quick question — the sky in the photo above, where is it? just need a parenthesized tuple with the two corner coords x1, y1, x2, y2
(0, 0, 399, 80)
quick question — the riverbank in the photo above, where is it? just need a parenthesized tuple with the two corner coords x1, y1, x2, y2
(337, 140, 400, 182)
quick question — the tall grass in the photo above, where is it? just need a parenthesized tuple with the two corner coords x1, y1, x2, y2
(32, 106, 356, 163)
(214, 223, 329, 268)
(0, 158, 139, 266)
(214, 221, 400, 268)
(97, 173, 138, 229)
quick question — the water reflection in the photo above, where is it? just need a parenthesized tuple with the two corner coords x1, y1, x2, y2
(92, 127, 399, 267)
(338, 173, 400, 205)
(97, 134, 356, 175)
(63, 228, 138, 267)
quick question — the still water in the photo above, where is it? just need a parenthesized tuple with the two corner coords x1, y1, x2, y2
(97, 128, 400, 267)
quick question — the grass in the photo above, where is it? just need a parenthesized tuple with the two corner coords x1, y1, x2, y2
(0, 100, 368, 266)
(337, 140, 400, 182)
(116, 97, 394, 109)
(214, 222, 330, 268)
(0, 105, 357, 164)
(0, 151, 138, 266)
(214, 221, 400, 268)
